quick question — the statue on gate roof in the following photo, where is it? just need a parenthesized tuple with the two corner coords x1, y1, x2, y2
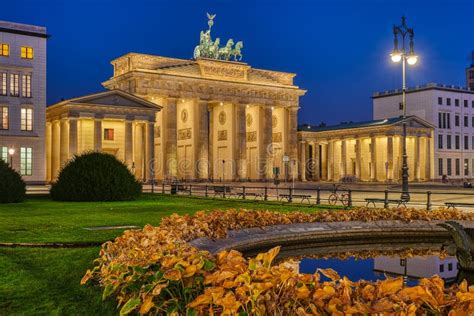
(193, 13, 244, 62)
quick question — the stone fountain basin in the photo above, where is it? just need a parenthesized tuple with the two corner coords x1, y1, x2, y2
(189, 220, 474, 258)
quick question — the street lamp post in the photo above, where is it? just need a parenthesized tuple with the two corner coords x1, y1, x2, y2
(283, 153, 289, 182)
(390, 16, 418, 202)
(8, 148, 15, 168)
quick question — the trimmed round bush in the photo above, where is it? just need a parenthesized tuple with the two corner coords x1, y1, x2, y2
(0, 159, 26, 203)
(50, 152, 142, 201)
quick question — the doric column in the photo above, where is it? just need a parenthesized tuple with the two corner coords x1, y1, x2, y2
(145, 121, 155, 182)
(425, 136, 431, 180)
(313, 142, 320, 181)
(208, 104, 214, 180)
(45, 122, 52, 182)
(327, 140, 334, 181)
(235, 103, 247, 180)
(164, 98, 177, 178)
(261, 105, 273, 180)
(94, 119, 102, 151)
(387, 136, 394, 181)
(59, 118, 69, 167)
(415, 136, 421, 181)
(124, 120, 133, 168)
(341, 140, 347, 177)
(370, 136, 377, 181)
(355, 138, 362, 179)
(299, 140, 307, 181)
(51, 120, 60, 179)
(288, 107, 298, 178)
(68, 118, 78, 159)
(197, 100, 209, 180)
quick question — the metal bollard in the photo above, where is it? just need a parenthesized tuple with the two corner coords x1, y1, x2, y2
(223, 184, 226, 198)
(189, 184, 192, 196)
(205, 185, 208, 198)
(289, 187, 293, 203)
(384, 190, 389, 209)
(347, 189, 352, 207)
(162, 183, 165, 194)
(264, 186, 268, 201)
(316, 187, 321, 205)
(242, 186, 246, 200)
(426, 191, 432, 210)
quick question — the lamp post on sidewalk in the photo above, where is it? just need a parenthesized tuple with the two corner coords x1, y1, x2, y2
(390, 16, 418, 201)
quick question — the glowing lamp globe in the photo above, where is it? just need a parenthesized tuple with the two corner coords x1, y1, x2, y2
(390, 51, 402, 62)
(407, 54, 418, 65)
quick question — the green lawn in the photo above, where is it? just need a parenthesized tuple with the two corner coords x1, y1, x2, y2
(0, 194, 330, 315)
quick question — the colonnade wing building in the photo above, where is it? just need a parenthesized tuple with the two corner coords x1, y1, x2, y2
(297, 116, 435, 182)
(46, 54, 306, 182)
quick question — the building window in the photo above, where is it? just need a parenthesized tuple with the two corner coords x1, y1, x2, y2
(455, 99, 460, 107)
(22, 74, 32, 98)
(465, 100, 469, 108)
(465, 159, 469, 176)
(455, 158, 460, 176)
(440, 264, 445, 273)
(448, 263, 453, 271)
(455, 135, 460, 150)
(438, 158, 443, 176)
(9, 74, 19, 96)
(472, 101, 474, 108)
(104, 128, 114, 141)
(438, 134, 443, 149)
(20, 47, 34, 59)
(0, 44, 9, 57)
(438, 97, 443, 105)
(1, 147, 7, 163)
(20, 108, 33, 131)
(0, 106, 8, 130)
(0, 73, 6, 96)
(465, 135, 469, 150)
(20, 147, 32, 176)
(447, 98, 451, 106)
(447, 135, 452, 149)
(472, 116, 474, 128)
(465, 116, 469, 127)
(438, 113, 442, 128)
(455, 115, 460, 127)
(447, 113, 451, 129)
(447, 158, 452, 176)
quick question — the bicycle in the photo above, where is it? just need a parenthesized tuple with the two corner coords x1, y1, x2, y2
(328, 184, 350, 206)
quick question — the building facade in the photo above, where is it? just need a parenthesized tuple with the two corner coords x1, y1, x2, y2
(0, 21, 48, 184)
(373, 84, 474, 180)
(45, 90, 161, 182)
(297, 116, 434, 182)
(467, 61, 474, 91)
(102, 55, 306, 181)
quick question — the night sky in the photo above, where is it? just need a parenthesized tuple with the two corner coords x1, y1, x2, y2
(4, 0, 474, 125)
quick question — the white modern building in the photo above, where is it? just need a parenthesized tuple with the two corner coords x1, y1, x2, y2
(0, 21, 48, 184)
(374, 255, 458, 282)
(373, 83, 474, 181)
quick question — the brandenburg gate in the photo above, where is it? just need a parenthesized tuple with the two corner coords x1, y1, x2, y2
(102, 14, 306, 181)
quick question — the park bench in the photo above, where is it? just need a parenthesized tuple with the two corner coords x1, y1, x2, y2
(236, 192, 264, 200)
(213, 186, 232, 197)
(278, 194, 311, 203)
(365, 198, 408, 208)
(445, 202, 474, 209)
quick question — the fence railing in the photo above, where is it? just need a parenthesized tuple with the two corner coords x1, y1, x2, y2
(143, 183, 474, 210)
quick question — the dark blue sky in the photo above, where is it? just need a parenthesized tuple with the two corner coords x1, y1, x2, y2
(4, 0, 474, 125)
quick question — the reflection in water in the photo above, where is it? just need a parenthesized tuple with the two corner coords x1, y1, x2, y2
(299, 255, 459, 286)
